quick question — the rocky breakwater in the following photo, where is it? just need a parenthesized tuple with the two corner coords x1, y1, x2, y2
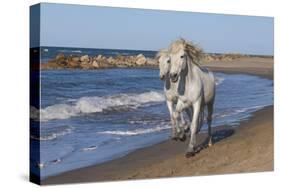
(40, 52, 264, 70)
(40, 53, 158, 70)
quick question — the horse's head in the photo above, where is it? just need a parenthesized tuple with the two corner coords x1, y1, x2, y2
(156, 50, 171, 80)
(169, 39, 203, 82)
(169, 39, 188, 82)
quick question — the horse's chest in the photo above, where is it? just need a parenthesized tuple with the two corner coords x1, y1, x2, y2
(165, 88, 178, 101)
(178, 87, 199, 103)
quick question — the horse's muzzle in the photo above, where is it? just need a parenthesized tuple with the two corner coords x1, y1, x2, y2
(170, 73, 178, 82)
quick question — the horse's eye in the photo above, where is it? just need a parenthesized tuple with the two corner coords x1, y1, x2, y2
(167, 60, 171, 63)
(180, 55, 184, 58)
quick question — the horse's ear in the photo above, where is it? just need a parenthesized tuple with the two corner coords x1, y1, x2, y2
(155, 51, 161, 60)
(155, 49, 166, 60)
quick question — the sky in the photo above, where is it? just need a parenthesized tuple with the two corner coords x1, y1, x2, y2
(31, 3, 274, 55)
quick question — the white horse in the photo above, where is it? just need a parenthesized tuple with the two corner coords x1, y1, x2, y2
(157, 49, 192, 140)
(168, 39, 216, 157)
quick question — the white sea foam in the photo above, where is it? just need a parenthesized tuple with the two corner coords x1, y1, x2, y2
(81, 145, 98, 151)
(30, 126, 74, 141)
(215, 105, 266, 119)
(35, 91, 165, 121)
(58, 49, 82, 53)
(98, 124, 171, 136)
(215, 76, 224, 86)
(30, 106, 40, 121)
(234, 105, 266, 113)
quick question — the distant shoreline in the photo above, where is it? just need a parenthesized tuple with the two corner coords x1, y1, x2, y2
(42, 57, 273, 185)
(39, 51, 273, 70)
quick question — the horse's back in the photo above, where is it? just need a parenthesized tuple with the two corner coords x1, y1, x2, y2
(197, 66, 215, 103)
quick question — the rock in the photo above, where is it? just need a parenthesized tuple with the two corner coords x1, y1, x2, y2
(58, 60, 68, 66)
(80, 55, 90, 63)
(116, 55, 126, 61)
(41, 61, 61, 69)
(146, 58, 158, 66)
(98, 61, 111, 68)
(71, 56, 80, 62)
(55, 53, 65, 61)
(136, 54, 147, 66)
(67, 61, 80, 68)
(80, 62, 92, 69)
(96, 55, 103, 60)
(91, 60, 99, 68)
(107, 56, 115, 64)
(41, 52, 161, 70)
(54, 53, 67, 66)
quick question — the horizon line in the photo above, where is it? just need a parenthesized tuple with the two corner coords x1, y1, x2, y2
(31, 45, 274, 57)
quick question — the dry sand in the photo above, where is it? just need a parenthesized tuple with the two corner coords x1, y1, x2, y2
(42, 57, 274, 185)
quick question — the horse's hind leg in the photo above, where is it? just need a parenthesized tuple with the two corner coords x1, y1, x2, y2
(207, 101, 214, 147)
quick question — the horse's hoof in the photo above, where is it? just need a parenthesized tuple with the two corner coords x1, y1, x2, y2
(184, 127, 190, 133)
(171, 137, 178, 141)
(185, 147, 195, 158)
(177, 130, 186, 141)
(185, 152, 195, 158)
(178, 133, 186, 142)
(208, 137, 213, 147)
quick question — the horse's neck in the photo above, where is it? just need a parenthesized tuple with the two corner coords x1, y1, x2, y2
(184, 60, 194, 82)
(164, 75, 177, 91)
(179, 60, 200, 92)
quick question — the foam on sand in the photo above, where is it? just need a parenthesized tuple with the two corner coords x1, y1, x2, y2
(30, 126, 74, 141)
(98, 124, 171, 136)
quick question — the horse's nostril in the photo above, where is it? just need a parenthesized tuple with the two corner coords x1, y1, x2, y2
(170, 73, 177, 79)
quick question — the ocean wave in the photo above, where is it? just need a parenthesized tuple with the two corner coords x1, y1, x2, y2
(234, 105, 266, 113)
(36, 158, 62, 169)
(214, 105, 266, 119)
(81, 145, 98, 152)
(34, 91, 165, 121)
(98, 124, 171, 136)
(30, 106, 39, 121)
(58, 49, 82, 53)
(30, 126, 74, 141)
(215, 76, 224, 86)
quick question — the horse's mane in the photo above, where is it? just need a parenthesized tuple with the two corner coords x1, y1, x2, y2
(155, 49, 168, 60)
(169, 38, 203, 67)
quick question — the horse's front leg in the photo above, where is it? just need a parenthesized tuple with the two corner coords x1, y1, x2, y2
(183, 107, 193, 133)
(174, 100, 191, 141)
(166, 100, 177, 140)
(180, 112, 187, 130)
(185, 100, 201, 157)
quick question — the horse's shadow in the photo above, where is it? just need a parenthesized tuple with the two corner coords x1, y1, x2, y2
(195, 129, 235, 153)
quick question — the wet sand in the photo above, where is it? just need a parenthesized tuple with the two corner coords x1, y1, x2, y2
(42, 57, 274, 185)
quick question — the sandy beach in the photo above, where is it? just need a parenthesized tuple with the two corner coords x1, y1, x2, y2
(42, 57, 273, 185)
